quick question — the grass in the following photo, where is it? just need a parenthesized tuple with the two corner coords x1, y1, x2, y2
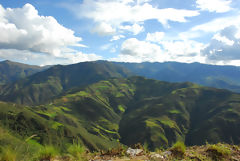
(169, 141, 186, 157)
(37, 145, 59, 161)
(118, 105, 125, 113)
(206, 143, 231, 160)
(67, 143, 86, 160)
(168, 110, 181, 114)
(0, 147, 17, 161)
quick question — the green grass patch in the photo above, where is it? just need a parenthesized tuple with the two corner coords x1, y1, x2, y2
(51, 121, 63, 129)
(145, 120, 159, 127)
(67, 143, 85, 160)
(168, 110, 181, 114)
(0, 146, 17, 161)
(160, 119, 175, 128)
(118, 105, 125, 113)
(37, 145, 59, 161)
(170, 141, 186, 157)
(207, 143, 231, 160)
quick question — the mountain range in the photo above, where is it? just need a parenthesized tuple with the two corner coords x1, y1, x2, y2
(116, 62, 240, 93)
(0, 60, 47, 85)
(0, 60, 239, 152)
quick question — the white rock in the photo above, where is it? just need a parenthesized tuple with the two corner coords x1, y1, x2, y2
(126, 147, 143, 156)
(163, 150, 172, 157)
(150, 153, 164, 159)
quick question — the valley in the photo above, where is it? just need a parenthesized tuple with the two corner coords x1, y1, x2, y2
(0, 60, 240, 160)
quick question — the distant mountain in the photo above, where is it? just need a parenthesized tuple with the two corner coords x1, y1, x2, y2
(115, 62, 240, 92)
(0, 61, 131, 105)
(1, 76, 239, 151)
(0, 60, 47, 84)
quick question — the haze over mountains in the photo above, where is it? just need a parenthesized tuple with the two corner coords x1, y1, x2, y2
(116, 62, 240, 93)
(0, 60, 240, 152)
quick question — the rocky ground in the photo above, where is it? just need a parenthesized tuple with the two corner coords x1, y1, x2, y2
(87, 144, 240, 161)
(32, 143, 240, 161)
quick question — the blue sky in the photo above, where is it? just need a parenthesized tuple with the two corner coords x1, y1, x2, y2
(0, 0, 240, 66)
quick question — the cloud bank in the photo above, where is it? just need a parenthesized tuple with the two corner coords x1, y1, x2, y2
(65, 0, 199, 35)
(0, 4, 101, 65)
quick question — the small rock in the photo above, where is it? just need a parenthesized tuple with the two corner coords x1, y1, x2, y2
(162, 151, 172, 157)
(150, 153, 164, 159)
(126, 147, 143, 156)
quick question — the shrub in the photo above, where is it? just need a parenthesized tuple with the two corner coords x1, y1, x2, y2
(37, 145, 59, 161)
(207, 143, 231, 160)
(67, 143, 85, 160)
(170, 141, 186, 157)
(0, 147, 17, 161)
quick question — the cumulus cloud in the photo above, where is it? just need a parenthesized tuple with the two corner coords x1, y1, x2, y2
(0, 4, 101, 65)
(177, 14, 240, 41)
(110, 35, 125, 41)
(119, 23, 144, 35)
(110, 28, 207, 63)
(202, 25, 240, 64)
(146, 32, 165, 43)
(64, 0, 199, 35)
(0, 49, 102, 66)
(196, 0, 232, 13)
(191, 14, 240, 33)
(111, 36, 205, 63)
(0, 3, 83, 56)
(92, 22, 116, 36)
(120, 38, 162, 61)
(175, 14, 240, 66)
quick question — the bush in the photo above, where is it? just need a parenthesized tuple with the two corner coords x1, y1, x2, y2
(170, 141, 186, 157)
(207, 143, 231, 160)
(37, 145, 59, 161)
(67, 143, 85, 160)
(0, 147, 17, 161)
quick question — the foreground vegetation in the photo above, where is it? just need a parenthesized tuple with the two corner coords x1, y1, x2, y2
(1, 140, 239, 161)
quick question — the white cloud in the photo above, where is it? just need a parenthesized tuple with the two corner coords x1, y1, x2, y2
(92, 22, 116, 36)
(144, 31, 205, 63)
(65, 52, 102, 64)
(0, 4, 101, 65)
(213, 33, 234, 46)
(137, 0, 152, 5)
(64, 0, 199, 36)
(110, 35, 125, 41)
(177, 14, 240, 41)
(196, 0, 232, 13)
(0, 4, 82, 56)
(146, 32, 165, 43)
(119, 23, 144, 35)
(162, 40, 204, 57)
(112, 37, 205, 63)
(0, 49, 102, 66)
(202, 25, 240, 64)
(191, 14, 240, 33)
(118, 38, 163, 62)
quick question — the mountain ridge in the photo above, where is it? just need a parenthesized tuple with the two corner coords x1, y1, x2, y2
(1, 76, 239, 151)
(115, 61, 240, 92)
(0, 60, 47, 85)
(0, 61, 131, 105)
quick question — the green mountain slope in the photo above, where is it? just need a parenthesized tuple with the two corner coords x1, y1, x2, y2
(0, 60, 46, 85)
(52, 77, 240, 150)
(0, 61, 131, 105)
(0, 101, 120, 152)
(116, 62, 240, 92)
(1, 76, 239, 151)
(119, 78, 240, 149)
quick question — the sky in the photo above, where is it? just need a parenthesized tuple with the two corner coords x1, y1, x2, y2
(0, 0, 240, 66)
